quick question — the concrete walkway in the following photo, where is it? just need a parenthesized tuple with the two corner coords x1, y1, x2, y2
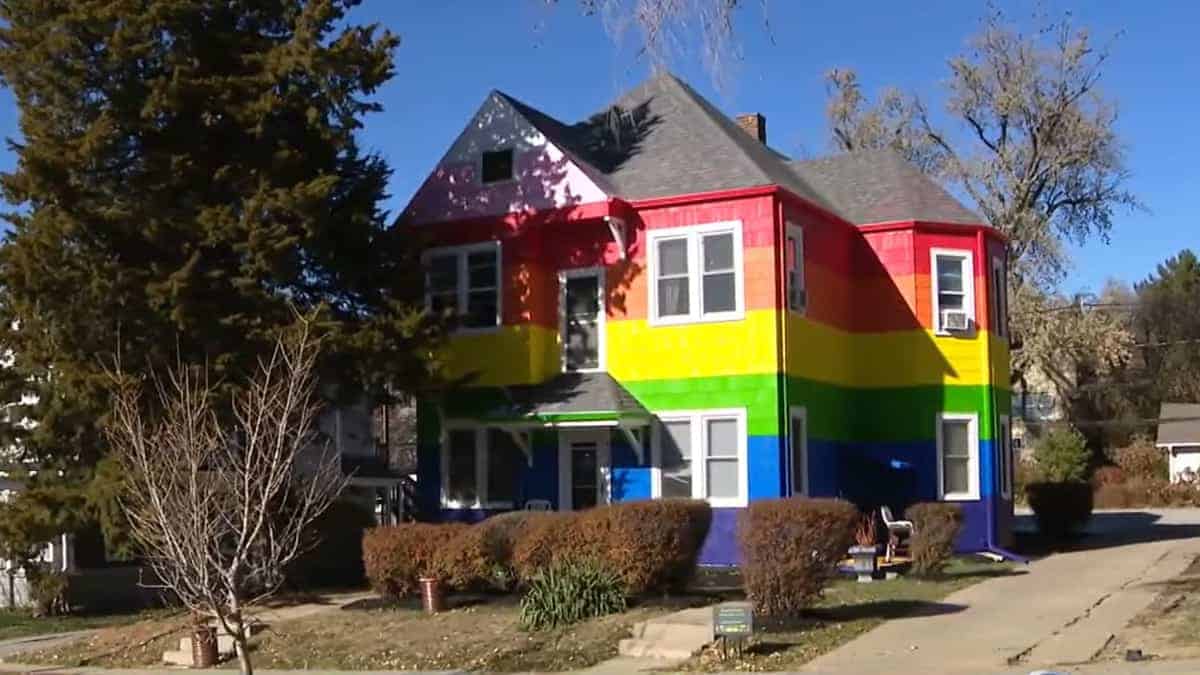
(802, 509, 1200, 675)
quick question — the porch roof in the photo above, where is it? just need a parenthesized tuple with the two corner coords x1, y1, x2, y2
(474, 372, 651, 426)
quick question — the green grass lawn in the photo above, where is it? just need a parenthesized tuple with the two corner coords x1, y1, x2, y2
(681, 556, 1016, 671)
(0, 607, 169, 643)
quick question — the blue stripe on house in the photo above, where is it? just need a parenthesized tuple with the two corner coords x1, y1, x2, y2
(417, 425, 1007, 564)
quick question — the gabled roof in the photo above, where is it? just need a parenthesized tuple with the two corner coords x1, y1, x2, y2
(494, 372, 650, 424)
(788, 150, 983, 225)
(475, 72, 984, 227)
(1157, 403, 1200, 446)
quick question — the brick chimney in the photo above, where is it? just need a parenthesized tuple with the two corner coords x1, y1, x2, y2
(736, 113, 766, 144)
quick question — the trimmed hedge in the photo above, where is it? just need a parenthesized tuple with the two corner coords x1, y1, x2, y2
(1027, 481, 1093, 539)
(905, 502, 963, 576)
(436, 511, 551, 591)
(511, 500, 711, 594)
(366, 500, 713, 599)
(739, 497, 857, 617)
(362, 522, 469, 598)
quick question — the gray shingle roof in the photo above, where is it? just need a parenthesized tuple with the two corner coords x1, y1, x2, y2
(1157, 403, 1200, 446)
(788, 150, 982, 225)
(491, 372, 650, 422)
(496, 72, 982, 226)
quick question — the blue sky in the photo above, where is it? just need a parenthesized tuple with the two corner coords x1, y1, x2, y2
(1, 0, 1195, 293)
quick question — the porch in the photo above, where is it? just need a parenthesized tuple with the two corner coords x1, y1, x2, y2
(428, 372, 654, 515)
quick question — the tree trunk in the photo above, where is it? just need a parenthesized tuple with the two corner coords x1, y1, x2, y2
(235, 633, 253, 675)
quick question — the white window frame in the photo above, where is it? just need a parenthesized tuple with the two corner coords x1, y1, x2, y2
(785, 223, 807, 315)
(647, 221, 745, 326)
(990, 254, 1008, 339)
(788, 405, 809, 496)
(650, 408, 748, 507)
(423, 241, 502, 333)
(557, 428, 612, 511)
(936, 412, 980, 501)
(558, 266, 606, 373)
(930, 248, 975, 334)
(998, 415, 1013, 499)
(439, 424, 519, 509)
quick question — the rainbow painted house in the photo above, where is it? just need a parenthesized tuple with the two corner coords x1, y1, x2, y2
(402, 73, 1014, 564)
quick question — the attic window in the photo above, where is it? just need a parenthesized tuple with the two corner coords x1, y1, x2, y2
(481, 149, 514, 184)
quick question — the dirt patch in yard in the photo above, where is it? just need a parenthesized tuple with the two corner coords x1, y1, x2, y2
(23, 594, 708, 672)
(1101, 555, 1200, 662)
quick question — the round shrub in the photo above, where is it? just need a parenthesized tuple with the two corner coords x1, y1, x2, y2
(518, 558, 626, 631)
(1114, 439, 1168, 481)
(905, 502, 963, 576)
(1026, 482, 1093, 539)
(738, 497, 857, 617)
(575, 499, 711, 594)
(362, 522, 469, 598)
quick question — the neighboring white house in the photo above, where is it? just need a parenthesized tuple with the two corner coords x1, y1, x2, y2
(0, 472, 75, 609)
(1156, 402, 1200, 483)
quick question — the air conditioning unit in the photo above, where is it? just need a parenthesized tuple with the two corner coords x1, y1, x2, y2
(940, 309, 970, 332)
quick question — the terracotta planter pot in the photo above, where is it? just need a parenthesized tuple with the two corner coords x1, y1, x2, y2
(191, 624, 218, 667)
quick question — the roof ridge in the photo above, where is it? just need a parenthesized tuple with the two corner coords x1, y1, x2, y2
(654, 74, 837, 210)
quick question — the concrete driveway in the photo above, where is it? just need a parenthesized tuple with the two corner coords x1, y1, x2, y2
(801, 509, 1200, 675)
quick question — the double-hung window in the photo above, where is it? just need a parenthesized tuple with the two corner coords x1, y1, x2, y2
(785, 223, 806, 314)
(441, 426, 523, 508)
(648, 222, 744, 325)
(936, 412, 979, 500)
(930, 248, 975, 333)
(990, 254, 1008, 339)
(652, 409, 747, 507)
(425, 242, 501, 330)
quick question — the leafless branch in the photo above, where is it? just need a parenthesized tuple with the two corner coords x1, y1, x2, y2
(105, 319, 345, 675)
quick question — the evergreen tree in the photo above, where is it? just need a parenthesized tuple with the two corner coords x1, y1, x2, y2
(1136, 250, 1200, 403)
(0, 1, 435, 547)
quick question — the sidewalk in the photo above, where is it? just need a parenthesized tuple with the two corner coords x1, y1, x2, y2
(801, 509, 1200, 675)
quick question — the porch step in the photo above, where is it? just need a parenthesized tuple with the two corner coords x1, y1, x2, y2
(161, 650, 192, 667)
(618, 606, 714, 660)
(178, 634, 237, 655)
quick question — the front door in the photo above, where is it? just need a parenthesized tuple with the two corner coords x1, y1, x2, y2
(561, 268, 604, 372)
(558, 429, 610, 511)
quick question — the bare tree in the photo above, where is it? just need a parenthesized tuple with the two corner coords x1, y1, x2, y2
(548, 0, 765, 86)
(106, 321, 344, 675)
(823, 9, 1140, 386)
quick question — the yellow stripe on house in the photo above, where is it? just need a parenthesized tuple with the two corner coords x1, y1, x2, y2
(607, 311, 782, 382)
(786, 314, 998, 388)
(436, 310, 1007, 390)
(439, 324, 559, 386)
